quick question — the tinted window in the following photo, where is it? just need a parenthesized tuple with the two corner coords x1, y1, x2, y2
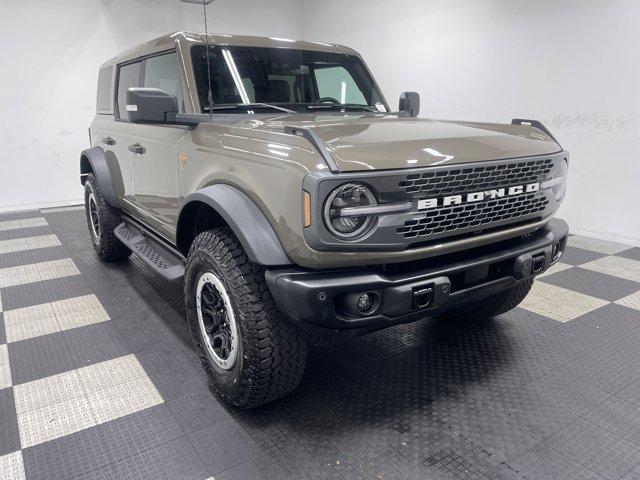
(191, 45, 385, 112)
(117, 62, 141, 120)
(315, 66, 366, 105)
(97, 67, 113, 111)
(143, 52, 183, 112)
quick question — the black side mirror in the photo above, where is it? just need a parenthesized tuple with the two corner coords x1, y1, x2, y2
(399, 91, 420, 117)
(126, 88, 178, 123)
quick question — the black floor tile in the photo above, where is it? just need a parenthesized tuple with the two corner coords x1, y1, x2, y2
(8, 322, 130, 384)
(616, 247, 640, 262)
(546, 419, 640, 479)
(0, 387, 20, 456)
(74, 435, 210, 480)
(0, 245, 68, 269)
(0, 313, 6, 345)
(541, 267, 640, 301)
(1, 274, 93, 311)
(0, 225, 53, 242)
(560, 246, 607, 266)
(188, 419, 262, 475)
(22, 405, 184, 480)
(500, 443, 603, 480)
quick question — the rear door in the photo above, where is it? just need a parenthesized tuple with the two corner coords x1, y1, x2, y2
(128, 51, 187, 238)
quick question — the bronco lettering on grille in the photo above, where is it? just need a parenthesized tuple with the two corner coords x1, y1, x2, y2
(417, 182, 540, 210)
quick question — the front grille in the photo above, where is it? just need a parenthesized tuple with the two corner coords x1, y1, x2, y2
(398, 158, 553, 196)
(396, 193, 549, 239)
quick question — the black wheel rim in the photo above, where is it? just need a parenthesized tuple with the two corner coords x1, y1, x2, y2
(88, 193, 100, 240)
(196, 272, 238, 369)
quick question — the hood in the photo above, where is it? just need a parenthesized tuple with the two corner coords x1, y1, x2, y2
(259, 114, 562, 172)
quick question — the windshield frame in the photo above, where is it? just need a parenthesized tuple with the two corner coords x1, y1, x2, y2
(187, 43, 390, 114)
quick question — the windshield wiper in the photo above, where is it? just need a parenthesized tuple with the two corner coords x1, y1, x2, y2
(307, 103, 379, 113)
(205, 103, 297, 114)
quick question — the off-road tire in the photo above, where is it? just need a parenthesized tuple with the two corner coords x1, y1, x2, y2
(184, 227, 308, 408)
(84, 174, 131, 261)
(446, 278, 534, 320)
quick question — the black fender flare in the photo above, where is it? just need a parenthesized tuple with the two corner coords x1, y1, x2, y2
(80, 147, 120, 208)
(178, 184, 292, 266)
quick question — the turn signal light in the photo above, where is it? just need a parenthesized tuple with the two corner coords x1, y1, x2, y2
(303, 191, 312, 227)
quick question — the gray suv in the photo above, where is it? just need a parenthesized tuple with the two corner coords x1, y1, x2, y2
(81, 32, 569, 408)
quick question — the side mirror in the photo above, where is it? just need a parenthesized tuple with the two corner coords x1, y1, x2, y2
(399, 91, 420, 117)
(126, 88, 178, 123)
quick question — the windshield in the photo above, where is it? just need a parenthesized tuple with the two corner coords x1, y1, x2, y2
(191, 45, 387, 113)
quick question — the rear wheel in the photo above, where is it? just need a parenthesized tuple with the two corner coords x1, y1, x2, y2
(184, 227, 308, 408)
(84, 174, 131, 261)
(445, 279, 534, 320)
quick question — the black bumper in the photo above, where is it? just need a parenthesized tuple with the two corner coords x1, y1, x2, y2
(266, 219, 569, 333)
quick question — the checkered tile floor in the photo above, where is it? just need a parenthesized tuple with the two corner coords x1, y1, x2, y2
(1, 208, 640, 479)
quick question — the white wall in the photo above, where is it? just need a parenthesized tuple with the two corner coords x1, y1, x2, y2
(0, 0, 300, 211)
(2, 0, 639, 245)
(300, 0, 640, 245)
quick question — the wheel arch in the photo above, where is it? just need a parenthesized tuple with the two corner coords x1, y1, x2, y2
(176, 184, 292, 266)
(80, 147, 120, 208)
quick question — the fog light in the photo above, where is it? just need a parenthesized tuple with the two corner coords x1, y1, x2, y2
(338, 291, 381, 317)
(357, 293, 373, 313)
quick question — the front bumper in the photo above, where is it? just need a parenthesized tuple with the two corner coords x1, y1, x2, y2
(266, 218, 569, 333)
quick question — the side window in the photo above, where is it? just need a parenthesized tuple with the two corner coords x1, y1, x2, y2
(116, 62, 141, 120)
(314, 66, 366, 105)
(143, 52, 183, 112)
(96, 66, 113, 112)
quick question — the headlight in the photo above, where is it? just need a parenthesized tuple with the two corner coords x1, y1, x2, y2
(543, 158, 568, 202)
(323, 183, 377, 239)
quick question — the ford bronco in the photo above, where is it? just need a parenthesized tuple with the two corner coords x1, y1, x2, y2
(81, 32, 569, 408)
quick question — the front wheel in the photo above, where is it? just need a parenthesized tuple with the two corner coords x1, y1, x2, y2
(184, 227, 308, 408)
(84, 174, 131, 261)
(445, 279, 534, 320)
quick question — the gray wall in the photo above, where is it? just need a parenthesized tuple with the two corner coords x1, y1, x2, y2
(0, 0, 301, 210)
(300, 0, 640, 245)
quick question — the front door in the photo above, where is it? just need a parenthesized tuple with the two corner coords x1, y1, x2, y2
(128, 52, 187, 239)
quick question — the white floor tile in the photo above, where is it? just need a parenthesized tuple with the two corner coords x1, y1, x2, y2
(615, 290, 640, 311)
(568, 235, 632, 255)
(14, 370, 84, 414)
(0, 235, 60, 255)
(77, 354, 147, 392)
(4, 294, 109, 343)
(0, 217, 48, 232)
(0, 450, 26, 480)
(14, 354, 163, 448)
(0, 259, 80, 288)
(87, 376, 163, 424)
(580, 256, 640, 283)
(17, 396, 97, 448)
(0, 344, 12, 389)
(538, 262, 573, 278)
(520, 281, 609, 323)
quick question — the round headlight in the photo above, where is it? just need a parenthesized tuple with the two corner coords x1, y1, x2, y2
(323, 183, 377, 239)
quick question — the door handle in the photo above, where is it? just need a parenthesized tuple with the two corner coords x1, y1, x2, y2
(102, 136, 116, 146)
(128, 143, 146, 155)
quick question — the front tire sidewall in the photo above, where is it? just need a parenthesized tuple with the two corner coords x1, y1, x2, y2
(84, 179, 104, 255)
(185, 250, 246, 397)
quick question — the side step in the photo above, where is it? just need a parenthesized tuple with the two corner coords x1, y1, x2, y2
(114, 222, 185, 281)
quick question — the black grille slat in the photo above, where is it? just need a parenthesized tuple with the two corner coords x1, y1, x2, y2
(397, 193, 549, 239)
(398, 158, 553, 197)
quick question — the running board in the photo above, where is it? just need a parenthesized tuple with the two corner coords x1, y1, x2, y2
(114, 222, 185, 281)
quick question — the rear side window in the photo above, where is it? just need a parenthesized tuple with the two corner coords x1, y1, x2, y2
(143, 52, 183, 112)
(116, 62, 141, 120)
(96, 67, 113, 112)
